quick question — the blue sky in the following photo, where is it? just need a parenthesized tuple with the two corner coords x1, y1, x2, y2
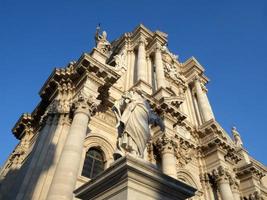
(0, 0, 266, 166)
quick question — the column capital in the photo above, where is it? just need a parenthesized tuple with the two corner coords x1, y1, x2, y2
(199, 172, 210, 183)
(155, 134, 177, 154)
(211, 166, 231, 184)
(138, 37, 147, 46)
(72, 95, 100, 118)
(155, 42, 163, 52)
(193, 75, 201, 82)
(229, 175, 240, 191)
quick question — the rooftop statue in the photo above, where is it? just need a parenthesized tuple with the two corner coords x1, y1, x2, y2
(94, 24, 111, 54)
(232, 126, 243, 147)
(112, 89, 164, 159)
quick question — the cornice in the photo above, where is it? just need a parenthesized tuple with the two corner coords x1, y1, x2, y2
(12, 113, 33, 140)
(236, 161, 266, 180)
(181, 57, 209, 84)
(197, 120, 241, 163)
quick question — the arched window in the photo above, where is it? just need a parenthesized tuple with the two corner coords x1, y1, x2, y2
(82, 148, 105, 179)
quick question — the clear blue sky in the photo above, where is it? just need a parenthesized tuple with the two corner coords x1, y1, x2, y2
(0, 0, 266, 166)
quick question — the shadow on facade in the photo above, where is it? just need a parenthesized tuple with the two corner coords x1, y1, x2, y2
(0, 121, 58, 200)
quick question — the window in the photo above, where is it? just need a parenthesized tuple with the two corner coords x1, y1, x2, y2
(81, 148, 104, 179)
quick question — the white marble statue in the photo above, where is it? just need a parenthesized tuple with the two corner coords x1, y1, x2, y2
(112, 89, 164, 159)
(95, 25, 111, 54)
(232, 126, 243, 147)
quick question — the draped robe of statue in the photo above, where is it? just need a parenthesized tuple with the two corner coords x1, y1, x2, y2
(112, 90, 164, 159)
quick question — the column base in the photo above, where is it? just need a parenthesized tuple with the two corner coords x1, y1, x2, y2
(74, 155, 196, 200)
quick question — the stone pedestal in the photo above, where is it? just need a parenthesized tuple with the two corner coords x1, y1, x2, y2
(74, 155, 196, 200)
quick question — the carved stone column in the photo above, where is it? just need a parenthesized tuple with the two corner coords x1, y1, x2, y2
(47, 96, 99, 200)
(136, 38, 147, 82)
(229, 177, 241, 200)
(212, 166, 235, 200)
(154, 43, 166, 89)
(194, 77, 214, 122)
(156, 134, 177, 178)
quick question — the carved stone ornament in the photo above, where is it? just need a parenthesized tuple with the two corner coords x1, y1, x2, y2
(164, 62, 186, 95)
(114, 49, 127, 73)
(210, 166, 236, 185)
(161, 45, 178, 61)
(40, 80, 74, 124)
(95, 25, 111, 54)
(72, 94, 100, 118)
(155, 133, 177, 154)
(112, 89, 164, 159)
(174, 136, 195, 167)
(242, 191, 264, 200)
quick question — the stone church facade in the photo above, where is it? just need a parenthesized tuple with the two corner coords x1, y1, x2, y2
(0, 24, 266, 200)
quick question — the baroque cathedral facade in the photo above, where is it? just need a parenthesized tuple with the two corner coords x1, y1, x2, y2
(0, 24, 266, 200)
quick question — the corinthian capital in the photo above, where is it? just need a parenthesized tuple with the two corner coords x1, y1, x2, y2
(138, 37, 147, 45)
(72, 95, 100, 117)
(155, 43, 162, 51)
(211, 166, 231, 183)
(155, 133, 177, 154)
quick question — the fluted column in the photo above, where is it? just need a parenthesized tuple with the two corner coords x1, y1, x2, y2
(156, 135, 177, 178)
(212, 167, 235, 200)
(136, 38, 147, 82)
(47, 96, 98, 200)
(194, 77, 214, 122)
(154, 43, 166, 89)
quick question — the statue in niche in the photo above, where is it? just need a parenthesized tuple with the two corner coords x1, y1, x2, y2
(112, 89, 164, 159)
(232, 126, 243, 147)
(95, 24, 111, 54)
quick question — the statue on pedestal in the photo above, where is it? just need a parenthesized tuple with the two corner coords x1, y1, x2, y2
(112, 89, 164, 159)
(95, 24, 111, 54)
